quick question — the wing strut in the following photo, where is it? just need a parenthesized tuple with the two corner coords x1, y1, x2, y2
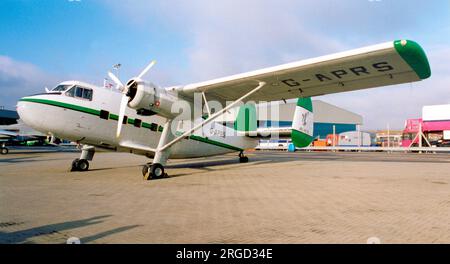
(158, 81, 266, 152)
(202, 92, 211, 116)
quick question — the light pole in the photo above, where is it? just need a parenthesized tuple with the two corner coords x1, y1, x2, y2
(111, 63, 122, 90)
(113, 63, 121, 80)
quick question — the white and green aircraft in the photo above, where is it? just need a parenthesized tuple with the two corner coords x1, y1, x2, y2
(17, 40, 430, 179)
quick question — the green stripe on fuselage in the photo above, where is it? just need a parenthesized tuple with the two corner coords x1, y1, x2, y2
(20, 98, 101, 116)
(19, 98, 242, 152)
(189, 135, 243, 152)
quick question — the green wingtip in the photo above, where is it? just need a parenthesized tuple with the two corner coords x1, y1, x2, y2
(394, 40, 431, 79)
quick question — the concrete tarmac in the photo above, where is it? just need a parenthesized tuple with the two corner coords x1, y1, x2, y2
(1, 148, 450, 243)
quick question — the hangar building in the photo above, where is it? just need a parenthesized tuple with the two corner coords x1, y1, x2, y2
(219, 100, 363, 139)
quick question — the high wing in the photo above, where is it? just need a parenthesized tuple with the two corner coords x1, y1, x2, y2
(175, 40, 430, 102)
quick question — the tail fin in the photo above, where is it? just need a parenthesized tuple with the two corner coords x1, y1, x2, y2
(291, 97, 314, 148)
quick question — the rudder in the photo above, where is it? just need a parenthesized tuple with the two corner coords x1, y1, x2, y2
(291, 97, 314, 148)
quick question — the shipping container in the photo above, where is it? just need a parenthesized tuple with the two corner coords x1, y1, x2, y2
(337, 131, 373, 147)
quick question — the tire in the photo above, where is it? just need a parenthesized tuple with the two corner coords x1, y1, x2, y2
(142, 164, 150, 177)
(239, 156, 249, 163)
(71, 158, 80, 171)
(77, 159, 89, 171)
(1, 148, 8, 155)
(150, 163, 165, 179)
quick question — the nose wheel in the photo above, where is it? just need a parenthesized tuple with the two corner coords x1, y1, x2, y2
(70, 158, 90, 171)
(1, 147, 8, 155)
(142, 163, 166, 180)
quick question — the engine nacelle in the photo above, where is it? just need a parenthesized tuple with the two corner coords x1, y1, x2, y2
(127, 78, 179, 119)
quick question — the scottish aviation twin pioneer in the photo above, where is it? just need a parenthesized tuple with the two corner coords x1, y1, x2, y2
(17, 40, 431, 179)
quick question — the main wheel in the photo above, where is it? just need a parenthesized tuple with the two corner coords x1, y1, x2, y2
(142, 164, 150, 178)
(150, 163, 165, 179)
(70, 158, 80, 171)
(77, 159, 90, 171)
(1, 147, 8, 155)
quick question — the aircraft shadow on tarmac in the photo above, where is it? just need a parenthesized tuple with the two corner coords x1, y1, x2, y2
(0, 156, 44, 164)
(0, 215, 140, 244)
(164, 154, 301, 178)
(164, 151, 450, 178)
(0, 156, 71, 164)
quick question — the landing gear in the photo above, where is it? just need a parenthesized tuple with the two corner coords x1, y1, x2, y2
(0, 143, 7, 155)
(142, 163, 166, 180)
(1, 147, 8, 155)
(71, 158, 90, 171)
(142, 120, 174, 180)
(70, 145, 95, 172)
(239, 151, 249, 163)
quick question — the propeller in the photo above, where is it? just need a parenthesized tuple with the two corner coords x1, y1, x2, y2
(108, 60, 157, 138)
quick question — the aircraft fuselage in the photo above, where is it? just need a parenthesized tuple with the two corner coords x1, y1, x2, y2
(17, 81, 257, 159)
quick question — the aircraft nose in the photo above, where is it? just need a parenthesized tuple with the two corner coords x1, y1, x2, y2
(16, 96, 39, 129)
(17, 98, 29, 121)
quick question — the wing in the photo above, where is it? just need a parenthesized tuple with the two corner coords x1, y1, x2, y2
(175, 40, 430, 102)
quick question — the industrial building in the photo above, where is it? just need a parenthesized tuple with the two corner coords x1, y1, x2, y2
(218, 100, 363, 139)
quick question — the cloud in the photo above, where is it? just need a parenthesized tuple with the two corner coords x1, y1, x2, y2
(0, 55, 59, 110)
(102, 0, 450, 129)
(317, 45, 450, 130)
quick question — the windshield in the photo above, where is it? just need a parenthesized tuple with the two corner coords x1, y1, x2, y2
(52, 85, 72, 92)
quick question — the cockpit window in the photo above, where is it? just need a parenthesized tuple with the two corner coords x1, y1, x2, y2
(75, 87, 83, 98)
(83, 89, 93, 100)
(52, 85, 71, 91)
(66, 87, 75, 97)
(65, 86, 93, 101)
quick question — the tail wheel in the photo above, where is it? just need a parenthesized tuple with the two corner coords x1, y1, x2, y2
(150, 163, 165, 179)
(239, 156, 249, 163)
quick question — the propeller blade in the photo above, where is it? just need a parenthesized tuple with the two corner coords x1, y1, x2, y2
(108, 71, 124, 88)
(116, 94, 129, 138)
(137, 60, 156, 79)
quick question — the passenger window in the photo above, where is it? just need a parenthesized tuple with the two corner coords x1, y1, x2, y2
(100, 110, 109, 120)
(134, 119, 142, 128)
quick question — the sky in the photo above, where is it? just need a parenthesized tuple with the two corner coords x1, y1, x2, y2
(0, 0, 449, 129)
